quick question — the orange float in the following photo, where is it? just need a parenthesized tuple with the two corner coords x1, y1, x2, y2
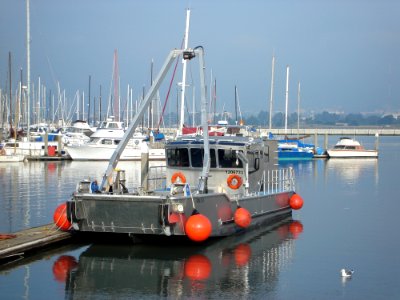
(234, 207, 252, 228)
(289, 220, 304, 239)
(53, 203, 71, 231)
(185, 213, 212, 242)
(184, 254, 212, 281)
(52, 255, 78, 282)
(171, 172, 187, 184)
(227, 174, 242, 190)
(289, 193, 304, 210)
(234, 243, 252, 266)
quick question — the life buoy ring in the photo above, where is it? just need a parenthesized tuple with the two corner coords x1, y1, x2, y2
(227, 174, 242, 190)
(171, 172, 186, 184)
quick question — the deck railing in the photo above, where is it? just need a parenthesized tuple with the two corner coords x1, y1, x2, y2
(262, 167, 295, 195)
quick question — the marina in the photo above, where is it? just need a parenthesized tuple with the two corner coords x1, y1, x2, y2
(1, 1, 400, 298)
(1, 136, 400, 299)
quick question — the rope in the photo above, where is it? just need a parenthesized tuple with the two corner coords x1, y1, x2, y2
(157, 37, 185, 130)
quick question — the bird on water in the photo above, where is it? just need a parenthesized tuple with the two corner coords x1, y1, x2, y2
(341, 269, 354, 278)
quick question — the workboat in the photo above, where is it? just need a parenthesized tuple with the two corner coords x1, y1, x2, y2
(54, 47, 303, 242)
(327, 137, 378, 158)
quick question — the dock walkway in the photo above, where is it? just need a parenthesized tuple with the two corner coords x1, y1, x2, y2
(0, 224, 71, 261)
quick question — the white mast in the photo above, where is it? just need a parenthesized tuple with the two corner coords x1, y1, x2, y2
(76, 90, 80, 120)
(297, 81, 301, 135)
(192, 86, 195, 127)
(178, 8, 191, 135)
(284, 65, 290, 134)
(37, 76, 40, 124)
(268, 54, 275, 130)
(26, 0, 31, 137)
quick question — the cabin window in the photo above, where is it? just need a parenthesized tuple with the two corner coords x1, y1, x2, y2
(218, 149, 243, 168)
(102, 139, 113, 145)
(190, 148, 217, 168)
(247, 151, 261, 173)
(167, 148, 189, 167)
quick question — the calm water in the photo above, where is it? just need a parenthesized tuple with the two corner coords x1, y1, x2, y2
(1, 136, 400, 299)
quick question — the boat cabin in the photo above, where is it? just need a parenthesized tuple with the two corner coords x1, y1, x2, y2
(165, 136, 278, 195)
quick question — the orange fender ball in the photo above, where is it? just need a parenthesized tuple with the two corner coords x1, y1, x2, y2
(53, 203, 71, 231)
(289, 194, 304, 210)
(289, 220, 304, 239)
(234, 243, 252, 266)
(234, 207, 252, 228)
(185, 214, 212, 242)
(184, 254, 212, 281)
(52, 255, 78, 282)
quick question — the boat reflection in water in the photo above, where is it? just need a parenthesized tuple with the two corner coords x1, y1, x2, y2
(53, 217, 303, 298)
(326, 158, 378, 184)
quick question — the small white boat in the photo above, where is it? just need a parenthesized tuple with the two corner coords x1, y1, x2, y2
(61, 120, 95, 146)
(0, 152, 25, 162)
(327, 137, 378, 158)
(65, 120, 165, 161)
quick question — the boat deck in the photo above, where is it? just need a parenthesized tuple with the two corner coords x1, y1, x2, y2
(0, 224, 72, 261)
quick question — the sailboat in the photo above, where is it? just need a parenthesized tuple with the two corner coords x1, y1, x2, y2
(0, 54, 25, 162)
(277, 66, 314, 161)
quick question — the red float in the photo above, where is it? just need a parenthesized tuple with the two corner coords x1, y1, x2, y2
(234, 243, 252, 266)
(52, 255, 78, 282)
(53, 203, 71, 231)
(168, 212, 180, 224)
(184, 254, 212, 281)
(289, 193, 304, 210)
(234, 207, 252, 228)
(185, 213, 212, 242)
(289, 220, 304, 239)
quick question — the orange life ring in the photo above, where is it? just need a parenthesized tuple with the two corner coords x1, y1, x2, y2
(227, 174, 242, 190)
(171, 172, 187, 184)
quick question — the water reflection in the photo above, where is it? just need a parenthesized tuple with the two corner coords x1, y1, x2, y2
(326, 158, 378, 184)
(54, 218, 303, 299)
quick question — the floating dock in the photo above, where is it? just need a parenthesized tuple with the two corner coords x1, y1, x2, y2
(0, 224, 72, 262)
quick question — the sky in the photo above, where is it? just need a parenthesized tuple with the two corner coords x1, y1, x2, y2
(0, 0, 399, 121)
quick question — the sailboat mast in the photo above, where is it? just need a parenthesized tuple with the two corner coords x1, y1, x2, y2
(297, 81, 300, 135)
(269, 55, 275, 129)
(178, 8, 190, 135)
(26, 0, 31, 138)
(234, 85, 238, 124)
(8, 52, 12, 132)
(284, 65, 289, 134)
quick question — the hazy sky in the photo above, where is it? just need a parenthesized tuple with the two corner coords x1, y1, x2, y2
(1, 0, 399, 119)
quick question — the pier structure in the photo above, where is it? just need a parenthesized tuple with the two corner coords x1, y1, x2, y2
(160, 127, 399, 152)
(260, 128, 399, 150)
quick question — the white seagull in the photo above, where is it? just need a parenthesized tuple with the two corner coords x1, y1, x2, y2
(341, 268, 354, 278)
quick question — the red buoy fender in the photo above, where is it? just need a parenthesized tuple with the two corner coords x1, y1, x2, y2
(234, 243, 252, 266)
(234, 207, 252, 228)
(184, 254, 212, 281)
(289, 220, 304, 239)
(53, 203, 71, 231)
(289, 193, 304, 210)
(52, 255, 78, 282)
(185, 213, 212, 242)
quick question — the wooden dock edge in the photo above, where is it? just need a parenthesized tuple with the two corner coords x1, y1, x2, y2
(0, 224, 72, 262)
